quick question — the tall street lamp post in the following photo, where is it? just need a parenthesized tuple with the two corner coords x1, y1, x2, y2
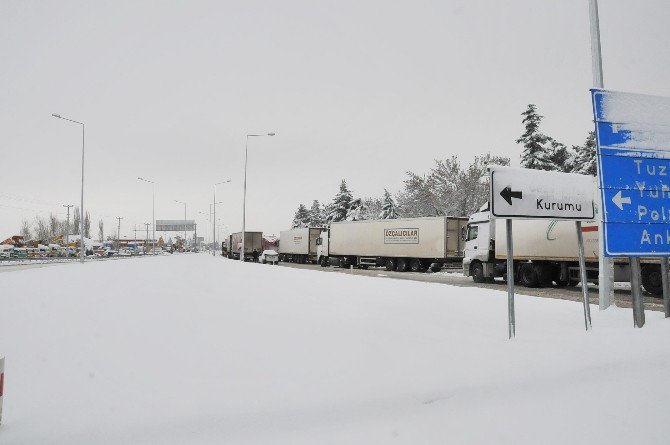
(138, 177, 157, 255)
(52, 113, 86, 263)
(241, 133, 275, 260)
(210, 201, 223, 254)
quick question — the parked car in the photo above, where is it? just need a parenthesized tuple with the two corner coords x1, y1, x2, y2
(260, 249, 279, 264)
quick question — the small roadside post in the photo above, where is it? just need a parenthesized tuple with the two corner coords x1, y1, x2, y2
(575, 222, 592, 330)
(505, 219, 515, 338)
(490, 166, 596, 337)
(591, 89, 670, 327)
(0, 356, 4, 425)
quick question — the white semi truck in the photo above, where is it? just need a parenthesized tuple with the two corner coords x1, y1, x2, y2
(317, 216, 468, 272)
(462, 203, 664, 295)
(278, 227, 323, 264)
(227, 231, 263, 261)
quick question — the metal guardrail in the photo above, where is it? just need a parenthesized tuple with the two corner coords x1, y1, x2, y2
(0, 254, 158, 267)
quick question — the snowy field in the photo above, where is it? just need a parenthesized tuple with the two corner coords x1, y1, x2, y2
(1, 254, 669, 444)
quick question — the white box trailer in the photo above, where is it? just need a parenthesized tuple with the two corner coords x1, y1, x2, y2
(462, 205, 664, 295)
(317, 216, 468, 272)
(228, 231, 263, 261)
(278, 227, 323, 264)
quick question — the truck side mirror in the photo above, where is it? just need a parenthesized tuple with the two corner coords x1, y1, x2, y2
(461, 226, 467, 241)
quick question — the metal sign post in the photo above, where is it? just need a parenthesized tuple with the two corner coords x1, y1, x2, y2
(629, 258, 645, 328)
(576, 222, 592, 331)
(506, 219, 515, 339)
(662, 257, 670, 318)
(490, 166, 596, 337)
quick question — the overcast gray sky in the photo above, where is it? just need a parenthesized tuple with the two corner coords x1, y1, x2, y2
(2, 0, 670, 242)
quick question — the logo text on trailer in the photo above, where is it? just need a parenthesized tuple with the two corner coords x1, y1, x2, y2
(384, 228, 419, 244)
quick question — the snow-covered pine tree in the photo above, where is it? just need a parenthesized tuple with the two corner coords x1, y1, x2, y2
(345, 198, 365, 221)
(549, 140, 570, 172)
(308, 200, 325, 227)
(326, 180, 353, 223)
(291, 204, 311, 228)
(516, 104, 555, 171)
(570, 131, 597, 176)
(379, 189, 399, 219)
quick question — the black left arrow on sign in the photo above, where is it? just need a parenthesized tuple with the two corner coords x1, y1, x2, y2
(500, 186, 523, 205)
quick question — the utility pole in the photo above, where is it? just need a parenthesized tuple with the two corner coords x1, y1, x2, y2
(133, 225, 137, 243)
(144, 223, 150, 254)
(588, 0, 614, 309)
(116, 217, 123, 252)
(63, 204, 74, 244)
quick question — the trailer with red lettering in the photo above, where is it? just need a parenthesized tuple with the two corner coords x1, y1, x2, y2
(316, 217, 467, 272)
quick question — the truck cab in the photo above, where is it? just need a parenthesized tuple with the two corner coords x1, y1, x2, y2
(463, 203, 496, 282)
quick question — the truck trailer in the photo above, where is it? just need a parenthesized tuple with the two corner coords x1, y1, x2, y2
(278, 227, 323, 264)
(227, 231, 263, 261)
(462, 203, 664, 295)
(317, 216, 468, 272)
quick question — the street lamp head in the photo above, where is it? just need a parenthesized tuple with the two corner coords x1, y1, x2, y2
(267, 132, 276, 136)
(52, 113, 61, 118)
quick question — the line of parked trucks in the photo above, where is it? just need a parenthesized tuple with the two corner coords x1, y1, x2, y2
(223, 201, 665, 297)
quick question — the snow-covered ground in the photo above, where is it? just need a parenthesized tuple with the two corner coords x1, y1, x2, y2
(1, 254, 669, 444)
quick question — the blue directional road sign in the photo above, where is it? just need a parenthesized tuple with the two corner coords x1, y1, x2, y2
(592, 89, 670, 256)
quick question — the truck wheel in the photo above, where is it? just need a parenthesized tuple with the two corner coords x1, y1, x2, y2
(430, 263, 442, 273)
(409, 258, 423, 272)
(319, 257, 328, 267)
(396, 258, 409, 272)
(519, 263, 540, 288)
(471, 262, 486, 283)
(385, 258, 396, 271)
(641, 264, 663, 296)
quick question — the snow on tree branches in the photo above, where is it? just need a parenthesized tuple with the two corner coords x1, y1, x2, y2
(379, 189, 399, 219)
(517, 104, 556, 171)
(516, 104, 596, 175)
(569, 131, 597, 176)
(291, 204, 311, 228)
(396, 153, 510, 218)
(326, 180, 353, 223)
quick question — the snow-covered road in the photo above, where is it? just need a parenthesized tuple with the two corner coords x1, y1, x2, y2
(1, 254, 669, 444)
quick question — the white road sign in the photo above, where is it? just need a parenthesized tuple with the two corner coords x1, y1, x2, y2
(490, 167, 595, 220)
